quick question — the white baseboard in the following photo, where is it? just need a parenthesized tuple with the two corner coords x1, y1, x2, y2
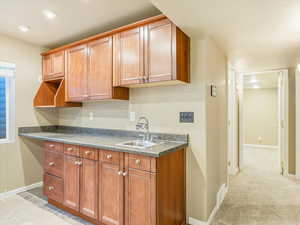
(189, 183, 228, 225)
(228, 166, 239, 175)
(244, 144, 278, 151)
(0, 181, 43, 199)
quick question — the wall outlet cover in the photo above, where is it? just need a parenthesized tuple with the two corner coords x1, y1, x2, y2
(89, 112, 94, 121)
(129, 112, 136, 122)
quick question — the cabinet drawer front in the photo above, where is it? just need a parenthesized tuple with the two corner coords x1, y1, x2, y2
(44, 174, 63, 203)
(64, 144, 80, 156)
(101, 150, 120, 164)
(45, 141, 63, 153)
(127, 154, 156, 172)
(44, 150, 64, 178)
(80, 146, 99, 160)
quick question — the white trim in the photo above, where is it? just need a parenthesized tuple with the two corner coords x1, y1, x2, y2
(0, 181, 43, 199)
(189, 183, 228, 225)
(243, 144, 279, 150)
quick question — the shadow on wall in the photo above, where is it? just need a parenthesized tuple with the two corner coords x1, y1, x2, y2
(34, 108, 59, 125)
(19, 138, 44, 186)
(187, 147, 207, 220)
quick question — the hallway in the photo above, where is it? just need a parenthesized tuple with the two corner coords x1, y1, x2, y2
(212, 163, 300, 225)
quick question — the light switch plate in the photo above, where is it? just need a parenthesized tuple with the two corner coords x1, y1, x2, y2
(89, 112, 94, 121)
(180, 112, 194, 123)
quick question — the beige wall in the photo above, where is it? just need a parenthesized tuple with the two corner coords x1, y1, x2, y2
(244, 88, 278, 146)
(0, 34, 58, 193)
(59, 37, 227, 221)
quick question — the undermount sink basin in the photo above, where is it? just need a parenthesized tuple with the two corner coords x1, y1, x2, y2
(116, 140, 158, 149)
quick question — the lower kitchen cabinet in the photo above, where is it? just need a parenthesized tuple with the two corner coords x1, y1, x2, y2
(125, 169, 156, 225)
(63, 155, 80, 211)
(43, 141, 186, 225)
(99, 161, 123, 225)
(80, 158, 99, 219)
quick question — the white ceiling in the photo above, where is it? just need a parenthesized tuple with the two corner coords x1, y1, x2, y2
(151, 0, 300, 71)
(244, 72, 279, 89)
(1, 0, 300, 72)
(0, 0, 160, 48)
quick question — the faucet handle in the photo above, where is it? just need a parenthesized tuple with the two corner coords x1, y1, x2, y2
(138, 134, 146, 141)
(150, 135, 159, 142)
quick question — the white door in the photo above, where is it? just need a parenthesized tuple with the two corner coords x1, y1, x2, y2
(237, 72, 244, 169)
(227, 69, 239, 175)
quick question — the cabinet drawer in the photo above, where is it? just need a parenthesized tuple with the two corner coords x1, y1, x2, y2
(80, 146, 99, 160)
(44, 174, 63, 203)
(45, 141, 63, 153)
(127, 154, 156, 172)
(64, 144, 80, 156)
(101, 150, 120, 164)
(44, 150, 64, 178)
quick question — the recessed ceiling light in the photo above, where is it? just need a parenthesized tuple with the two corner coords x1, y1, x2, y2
(43, 9, 57, 19)
(18, 25, 30, 32)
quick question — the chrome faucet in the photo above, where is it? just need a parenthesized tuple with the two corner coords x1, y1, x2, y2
(136, 116, 150, 141)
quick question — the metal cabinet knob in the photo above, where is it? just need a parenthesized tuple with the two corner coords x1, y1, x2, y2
(67, 147, 73, 151)
(85, 151, 91, 155)
(75, 161, 82, 166)
(106, 154, 112, 159)
(118, 171, 123, 176)
(122, 172, 128, 176)
(49, 144, 54, 148)
(48, 162, 55, 166)
(135, 159, 141, 165)
(48, 186, 54, 191)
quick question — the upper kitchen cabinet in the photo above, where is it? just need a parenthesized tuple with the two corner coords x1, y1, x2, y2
(113, 27, 145, 86)
(65, 44, 89, 102)
(65, 37, 129, 102)
(113, 18, 190, 87)
(43, 51, 65, 81)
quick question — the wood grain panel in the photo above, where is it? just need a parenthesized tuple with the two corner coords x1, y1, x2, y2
(156, 148, 186, 225)
(45, 141, 63, 153)
(65, 44, 88, 102)
(80, 158, 99, 219)
(80, 146, 99, 160)
(64, 144, 80, 156)
(43, 55, 52, 80)
(118, 27, 145, 86)
(88, 37, 113, 100)
(99, 162, 123, 225)
(146, 19, 173, 83)
(52, 51, 65, 78)
(63, 155, 80, 211)
(125, 169, 155, 225)
(44, 174, 63, 203)
(44, 150, 64, 178)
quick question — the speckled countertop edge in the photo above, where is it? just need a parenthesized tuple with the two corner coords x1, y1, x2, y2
(18, 126, 188, 157)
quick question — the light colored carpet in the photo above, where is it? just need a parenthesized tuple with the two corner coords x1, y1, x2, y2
(212, 153, 300, 225)
(0, 195, 73, 225)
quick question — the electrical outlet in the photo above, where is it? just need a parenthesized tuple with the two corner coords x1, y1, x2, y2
(129, 112, 136, 122)
(180, 112, 194, 123)
(89, 112, 94, 121)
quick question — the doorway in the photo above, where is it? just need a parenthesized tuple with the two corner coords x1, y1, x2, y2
(227, 69, 289, 175)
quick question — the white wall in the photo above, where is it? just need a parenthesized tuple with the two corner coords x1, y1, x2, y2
(0, 34, 58, 193)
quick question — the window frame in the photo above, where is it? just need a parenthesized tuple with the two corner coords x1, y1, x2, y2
(0, 66, 15, 143)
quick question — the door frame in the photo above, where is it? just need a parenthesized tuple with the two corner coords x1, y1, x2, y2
(239, 69, 289, 174)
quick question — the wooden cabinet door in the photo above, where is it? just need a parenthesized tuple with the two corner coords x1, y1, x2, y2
(145, 19, 175, 83)
(80, 158, 98, 219)
(63, 155, 80, 211)
(52, 51, 65, 77)
(115, 27, 145, 86)
(65, 44, 88, 102)
(125, 169, 156, 225)
(88, 37, 113, 100)
(43, 55, 52, 80)
(99, 162, 123, 225)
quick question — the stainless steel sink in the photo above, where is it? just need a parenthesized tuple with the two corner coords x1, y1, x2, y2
(116, 140, 158, 149)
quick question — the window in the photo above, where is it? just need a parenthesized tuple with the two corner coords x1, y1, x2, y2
(0, 62, 15, 142)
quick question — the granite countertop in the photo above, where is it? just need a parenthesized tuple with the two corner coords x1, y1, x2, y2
(18, 126, 188, 157)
